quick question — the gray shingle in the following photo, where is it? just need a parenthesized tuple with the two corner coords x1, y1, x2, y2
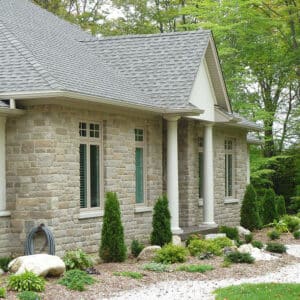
(82, 31, 211, 108)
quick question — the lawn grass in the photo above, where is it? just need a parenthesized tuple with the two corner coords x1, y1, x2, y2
(214, 283, 300, 300)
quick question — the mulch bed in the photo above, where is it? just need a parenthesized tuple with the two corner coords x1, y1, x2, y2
(2, 228, 300, 300)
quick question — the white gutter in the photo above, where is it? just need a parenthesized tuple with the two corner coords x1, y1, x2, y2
(0, 90, 203, 116)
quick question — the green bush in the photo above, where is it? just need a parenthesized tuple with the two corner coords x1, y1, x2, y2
(289, 196, 300, 214)
(0, 287, 6, 298)
(262, 189, 278, 225)
(99, 192, 127, 262)
(185, 234, 203, 247)
(17, 291, 41, 300)
(150, 196, 172, 246)
(63, 249, 93, 270)
(281, 215, 300, 232)
(267, 230, 280, 240)
(142, 262, 169, 272)
(244, 234, 253, 244)
(240, 184, 261, 230)
(274, 219, 289, 233)
(188, 239, 222, 256)
(8, 271, 45, 292)
(58, 269, 95, 291)
(131, 240, 144, 258)
(0, 257, 12, 272)
(251, 240, 264, 249)
(293, 231, 300, 239)
(212, 237, 233, 249)
(219, 226, 239, 240)
(154, 244, 188, 264)
(266, 242, 287, 253)
(225, 252, 255, 264)
(276, 195, 286, 217)
(176, 264, 214, 273)
(113, 271, 143, 279)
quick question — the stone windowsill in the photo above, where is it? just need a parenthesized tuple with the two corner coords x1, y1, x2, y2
(198, 198, 203, 207)
(224, 198, 239, 204)
(134, 206, 153, 213)
(0, 210, 11, 217)
(78, 210, 104, 219)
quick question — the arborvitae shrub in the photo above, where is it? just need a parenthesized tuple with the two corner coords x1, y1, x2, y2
(219, 226, 239, 240)
(240, 184, 261, 230)
(262, 189, 278, 225)
(131, 240, 144, 258)
(266, 242, 286, 253)
(276, 195, 286, 217)
(99, 192, 127, 262)
(150, 195, 172, 246)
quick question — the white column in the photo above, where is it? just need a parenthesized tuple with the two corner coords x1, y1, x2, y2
(246, 145, 250, 184)
(166, 116, 182, 234)
(0, 116, 9, 215)
(202, 124, 216, 225)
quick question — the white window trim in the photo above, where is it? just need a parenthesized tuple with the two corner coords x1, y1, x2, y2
(134, 127, 147, 206)
(224, 137, 236, 201)
(79, 121, 104, 215)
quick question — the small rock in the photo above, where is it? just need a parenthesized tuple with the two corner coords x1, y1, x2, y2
(236, 226, 251, 237)
(238, 244, 278, 261)
(205, 233, 226, 240)
(9, 254, 65, 277)
(223, 246, 238, 255)
(137, 246, 161, 261)
(238, 244, 254, 254)
(0, 268, 4, 275)
(172, 235, 182, 246)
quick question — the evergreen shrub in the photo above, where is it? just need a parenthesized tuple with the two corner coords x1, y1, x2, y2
(58, 269, 95, 291)
(266, 242, 286, 253)
(0, 256, 12, 272)
(276, 195, 286, 217)
(244, 234, 253, 244)
(293, 231, 300, 239)
(251, 240, 264, 249)
(267, 230, 280, 240)
(262, 189, 278, 225)
(99, 192, 127, 262)
(131, 240, 144, 258)
(225, 252, 254, 264)
(17, 291, 41, 300)
(154, 244, 188, 264)
(240, 184, 261, 230)
(219, 226, 239, 240)
(150, 195, 172, 246)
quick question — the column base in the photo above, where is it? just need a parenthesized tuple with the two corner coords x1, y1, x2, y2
(201, 221, 217, 227)
(171, 227, 183, 234)
(0, 210, 11, 217)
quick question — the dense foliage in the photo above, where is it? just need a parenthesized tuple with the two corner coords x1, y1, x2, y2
(8, 271, 45, 292)
(154, 244, 188, 264)
(262, 189, 278, 225)
(63, 249, 93, 270)
(58, 269, 95, 291)
(99, 192, 127, 262)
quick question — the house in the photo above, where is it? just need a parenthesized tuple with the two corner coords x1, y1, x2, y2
(0, 0, 260, 256)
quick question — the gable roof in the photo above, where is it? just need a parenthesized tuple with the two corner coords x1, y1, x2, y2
(0, 0, 229, 115)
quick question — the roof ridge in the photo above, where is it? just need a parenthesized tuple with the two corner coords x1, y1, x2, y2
(0, 20, 63, 90)
(80, 29, 211, 42)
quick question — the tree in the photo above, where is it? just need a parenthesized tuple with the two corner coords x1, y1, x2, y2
(99, 192, 127, 262)
(262, 188, 278, 224)
(276, 195, 286, 217)
(150, 195, 172, 246)
(240, 184, 261, 230)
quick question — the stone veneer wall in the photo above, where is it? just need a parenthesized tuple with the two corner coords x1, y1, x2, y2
(177, 119, 248, 229)
(3, 104, 162, 257)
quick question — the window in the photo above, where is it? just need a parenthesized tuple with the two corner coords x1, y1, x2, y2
(135, 128, 145, 204)
(79, 122, 101, 209)
(198, 137, 204, 199)
(225, 139, 234, 197)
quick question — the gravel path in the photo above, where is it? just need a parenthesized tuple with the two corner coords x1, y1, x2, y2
(106, 245, 300, 300)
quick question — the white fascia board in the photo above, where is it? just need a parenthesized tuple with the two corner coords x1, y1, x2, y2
(0, 107, 25, 117)
(0, 90, 203, 116)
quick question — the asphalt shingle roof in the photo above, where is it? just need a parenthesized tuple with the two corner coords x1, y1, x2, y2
(82, 31, 211, 108)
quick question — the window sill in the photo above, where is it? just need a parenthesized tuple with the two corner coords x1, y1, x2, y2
(0, 210, 11, 217)
(78, 210, 104, 219)
(134, 206, 153, 213)
(224, 198, 239, 204)
(198, 199, 203, 207)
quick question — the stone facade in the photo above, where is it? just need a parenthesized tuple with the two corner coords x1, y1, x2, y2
(0, 105, 248, 257)
(2, 104, 162, 257)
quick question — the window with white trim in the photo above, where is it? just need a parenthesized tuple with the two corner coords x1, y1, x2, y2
(135, 128, 145, 204)
(79, 122, 101, 209)
(225, 138, 235, 197)
(198, 137, 204, 199)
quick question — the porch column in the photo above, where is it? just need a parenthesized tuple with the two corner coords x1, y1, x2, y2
(165, 116, 182, 234)
(0, 116, 9, 216)
(202, 124, 216, 225)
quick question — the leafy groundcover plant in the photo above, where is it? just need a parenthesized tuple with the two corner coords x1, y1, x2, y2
(8, 271, 45, 292)
(63, 249, 93, 270)
(17, 291, 41, 300)
(176, 264, 214, 273)
(154, 244, 188, 264)
(214, 283, 300, 300)
(113, 271, 143, 279)
(266, 242, 287, 253)
(225, 252, 255, 264)
(142, 262, 169, 272)
(58, 269, 95, 291)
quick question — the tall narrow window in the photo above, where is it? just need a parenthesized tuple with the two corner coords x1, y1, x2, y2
(135, 128, 144, 204)
(198, 137, 204, 199)
(79, 122, 101, 209)
(225, 139, 234, 197)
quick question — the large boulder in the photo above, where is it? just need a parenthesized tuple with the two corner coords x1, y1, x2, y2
(238, 244, 278, 261)
(236, 226, 251, 238)
(9, 254, 65, 277)
(137, 246, 161, 261)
